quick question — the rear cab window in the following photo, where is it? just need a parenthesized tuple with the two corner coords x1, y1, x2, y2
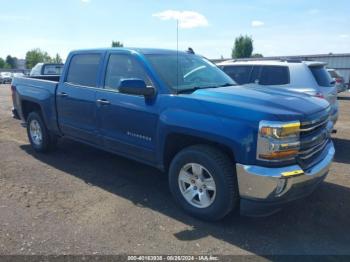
(65, 54, 102, 87)
(309, 66, 332, 87)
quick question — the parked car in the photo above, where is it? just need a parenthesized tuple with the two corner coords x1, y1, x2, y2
(0, 72, 13, 84)
(217, 60, 339, 125)
(11, 48, 335, 220)
(30, 63, 64, 78)
(12, 72, 25, 78)
(327, 68, 347, 93)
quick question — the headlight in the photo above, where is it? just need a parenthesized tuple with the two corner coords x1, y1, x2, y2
(257, 120, 300, 161)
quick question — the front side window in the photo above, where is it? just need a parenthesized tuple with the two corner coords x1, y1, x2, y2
(222, 65, 252, 85)
(66, 54, 101, 87)
(145, 53, 235, 92)
(104, 54, 152, 90)
(258, 66, 290, 85)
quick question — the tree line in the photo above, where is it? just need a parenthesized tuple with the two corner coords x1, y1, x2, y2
(111, 37, 262, 59)
(1, 36, 259, 70)
(232, 35, 263, 58)
(25, 49, 63, 69)
(0, 49, 63, 70)
(0, 55, 18, 69)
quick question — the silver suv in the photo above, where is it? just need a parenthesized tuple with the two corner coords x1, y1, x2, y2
(217, 60, 338, 125)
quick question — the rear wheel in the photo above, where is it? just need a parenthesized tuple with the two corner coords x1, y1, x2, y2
(27, 112, 57, 152)
(169, 145, 239, 221)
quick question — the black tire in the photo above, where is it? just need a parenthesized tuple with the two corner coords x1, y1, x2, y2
(169, 145, 239, 221)
(26, 111, 57, 153)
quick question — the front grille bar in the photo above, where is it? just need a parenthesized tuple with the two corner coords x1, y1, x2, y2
(300, 118, 329, 132)
(299, 139, 329, 160)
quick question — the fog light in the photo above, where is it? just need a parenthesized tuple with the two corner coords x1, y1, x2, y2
(275, 179, 287, 195)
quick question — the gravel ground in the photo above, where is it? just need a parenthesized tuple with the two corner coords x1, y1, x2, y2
(0, 85, 349, 255)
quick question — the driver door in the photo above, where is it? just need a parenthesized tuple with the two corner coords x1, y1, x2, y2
(96, 53, 159, 164)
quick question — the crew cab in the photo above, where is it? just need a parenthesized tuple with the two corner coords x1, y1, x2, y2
(11, 48, 335, 220)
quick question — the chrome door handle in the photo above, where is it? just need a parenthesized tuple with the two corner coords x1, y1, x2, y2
(96, 99, 111, 105)
(58, 92, 68, 97)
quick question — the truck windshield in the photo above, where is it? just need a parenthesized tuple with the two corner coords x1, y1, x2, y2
(145, 53, 236, 93)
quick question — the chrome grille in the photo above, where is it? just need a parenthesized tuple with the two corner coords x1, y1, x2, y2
(298, 114, 331, 168)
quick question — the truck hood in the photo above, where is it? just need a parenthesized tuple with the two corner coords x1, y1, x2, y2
(190, 85, 330, 122)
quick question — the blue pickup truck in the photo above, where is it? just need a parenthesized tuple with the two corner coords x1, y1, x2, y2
(11, 48, 335, 220)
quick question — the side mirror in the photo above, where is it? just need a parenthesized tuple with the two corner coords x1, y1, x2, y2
(119, 78, 155, 98)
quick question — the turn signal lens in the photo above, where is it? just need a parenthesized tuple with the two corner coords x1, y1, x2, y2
(259, 149, 299, 160)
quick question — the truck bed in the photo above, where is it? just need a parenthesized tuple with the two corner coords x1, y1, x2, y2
(28, 75, 60, 82)
(12, 76, 60, 133)
(13, 76, 58, 94)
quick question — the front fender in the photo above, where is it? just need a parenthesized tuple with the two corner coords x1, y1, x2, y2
(157, 108, 257, 166)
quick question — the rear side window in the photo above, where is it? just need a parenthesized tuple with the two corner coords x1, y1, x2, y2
(249, 66, 260, 83)
(259, 66, 289, 85)
(66, 54, 101, 87)
(309, 66, 332, 87)
(222, 66, 252, 84)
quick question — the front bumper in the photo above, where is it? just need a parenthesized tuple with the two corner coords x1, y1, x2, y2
(330, 108, 339, 125)
(12, 108, 20, 120)
(236, 141, 335, 216)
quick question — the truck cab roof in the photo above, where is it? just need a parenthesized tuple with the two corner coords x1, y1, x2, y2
(68, 47, 190, 56)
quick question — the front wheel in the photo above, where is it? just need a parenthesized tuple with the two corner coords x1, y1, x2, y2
(27, 112, 57, 153)
(169, 145, 239, 221)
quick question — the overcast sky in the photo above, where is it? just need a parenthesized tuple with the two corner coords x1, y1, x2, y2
(1, 0, 349, 60)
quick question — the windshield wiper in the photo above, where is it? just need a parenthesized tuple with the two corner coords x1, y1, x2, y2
(218, 82, 236, 87)
(176, 87, 204, 94)
(176, 83, 236, 94)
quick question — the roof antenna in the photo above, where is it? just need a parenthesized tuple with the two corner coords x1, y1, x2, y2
(176, 19, 179, 95)
(187, 47, 195, 54)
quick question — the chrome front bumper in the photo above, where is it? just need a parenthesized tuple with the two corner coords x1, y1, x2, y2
(330, 110, 338, 125)
(236, 141, 335, 216)
(330, 102, 339, 125)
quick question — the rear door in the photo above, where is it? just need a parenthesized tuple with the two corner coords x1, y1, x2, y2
(96, 52, 159, 163)
(254, 65, 290, 85)
(56, 52, 104, 145)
